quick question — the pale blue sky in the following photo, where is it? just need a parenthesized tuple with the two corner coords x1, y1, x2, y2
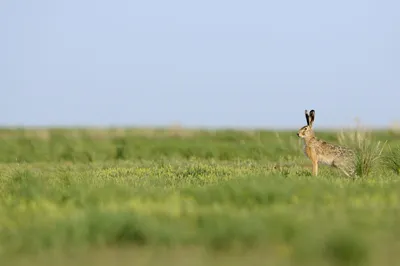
(1, 0, 399, 129)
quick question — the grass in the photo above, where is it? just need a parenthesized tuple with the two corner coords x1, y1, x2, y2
(0, 127, 400, 266)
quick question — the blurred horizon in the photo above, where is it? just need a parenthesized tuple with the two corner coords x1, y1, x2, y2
(0, 120, 398, 131)
(1, 0, 399, 129)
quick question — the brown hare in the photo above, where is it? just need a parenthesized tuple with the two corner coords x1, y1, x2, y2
(297, 110, 355, 176)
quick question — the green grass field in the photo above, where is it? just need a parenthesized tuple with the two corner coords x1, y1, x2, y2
(1, 127, 400, 266)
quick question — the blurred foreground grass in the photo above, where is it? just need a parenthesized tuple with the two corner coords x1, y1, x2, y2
(1, 127, 400, 266)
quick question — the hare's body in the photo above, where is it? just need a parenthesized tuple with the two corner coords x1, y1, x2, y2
(297, 110, 355, 176)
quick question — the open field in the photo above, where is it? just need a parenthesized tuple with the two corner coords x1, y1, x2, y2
(1, 127, 400, 266)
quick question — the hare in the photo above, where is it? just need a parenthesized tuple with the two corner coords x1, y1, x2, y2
(297, 109, 355, 176)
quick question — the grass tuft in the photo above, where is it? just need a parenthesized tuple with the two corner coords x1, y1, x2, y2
(382, 145, 400, 175)
(337, 127, 386, 177)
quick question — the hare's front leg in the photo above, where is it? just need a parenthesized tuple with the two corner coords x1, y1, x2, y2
(309, 149, 318, 176)
(312, 160, 318, 176)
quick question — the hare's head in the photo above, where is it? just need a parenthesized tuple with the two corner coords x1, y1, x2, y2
(297, 109, 315, 139)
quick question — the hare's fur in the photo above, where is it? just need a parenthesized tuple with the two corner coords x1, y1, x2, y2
(297, 110, 355, 176)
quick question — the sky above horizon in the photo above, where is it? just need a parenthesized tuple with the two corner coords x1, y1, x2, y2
(1, 0, 399, 129)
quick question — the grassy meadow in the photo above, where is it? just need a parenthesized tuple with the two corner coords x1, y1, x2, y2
(1, 127, 400, 266)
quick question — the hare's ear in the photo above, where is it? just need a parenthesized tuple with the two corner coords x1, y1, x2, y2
(305, 110, 310, 126)
(309, 110, 315, 127)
